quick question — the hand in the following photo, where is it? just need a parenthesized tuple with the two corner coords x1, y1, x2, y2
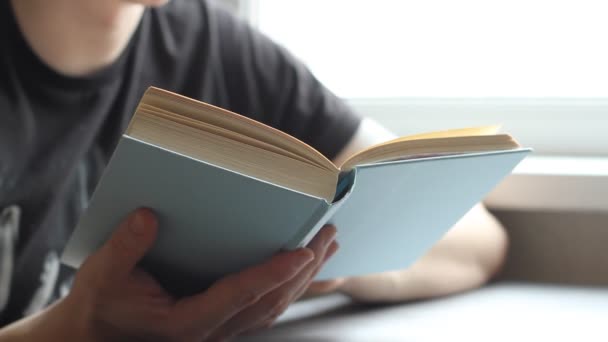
(56, 209, 338, 341)
(209, 227, 340, 338)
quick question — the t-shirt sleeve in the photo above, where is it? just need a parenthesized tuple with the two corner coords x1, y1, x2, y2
(211, 5, 361, 160)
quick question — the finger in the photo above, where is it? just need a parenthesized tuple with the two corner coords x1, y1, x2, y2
(293, 240, 341, 300)
(257, 226, 337, 308)
(172, 247, 314, 338)
(246, 241, 342, 334)
(85, 208, 158, 281)
(302, 278, 346, 297)
(211, 226, 337, 339)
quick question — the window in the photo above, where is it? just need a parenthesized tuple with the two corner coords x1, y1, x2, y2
(240, 0, 608, 156)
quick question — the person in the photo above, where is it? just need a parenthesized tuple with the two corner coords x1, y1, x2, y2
(0, 0, 508, 340)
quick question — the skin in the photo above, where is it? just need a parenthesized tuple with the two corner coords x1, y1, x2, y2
(0, 0, 510, 339)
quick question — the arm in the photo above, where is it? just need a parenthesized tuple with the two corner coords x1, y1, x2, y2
(310, 119, 509, 303)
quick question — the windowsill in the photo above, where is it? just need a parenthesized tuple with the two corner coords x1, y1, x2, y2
(485, 156, 608, 212)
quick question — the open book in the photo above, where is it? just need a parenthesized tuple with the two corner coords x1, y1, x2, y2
(62, 87, 531, 296)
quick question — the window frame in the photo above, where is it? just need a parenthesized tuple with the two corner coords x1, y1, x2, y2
(348, 97, 608, 157)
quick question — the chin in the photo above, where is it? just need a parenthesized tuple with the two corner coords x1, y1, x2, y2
(125, 0, 171, 7)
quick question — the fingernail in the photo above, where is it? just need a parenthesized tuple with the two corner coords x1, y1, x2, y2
(129, 210, 147, 235)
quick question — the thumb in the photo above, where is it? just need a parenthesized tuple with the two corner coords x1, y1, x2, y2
(90, 208, 158, 280)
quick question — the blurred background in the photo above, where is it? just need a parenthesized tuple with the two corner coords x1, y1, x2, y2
(215, 0, 608, 287)
(212, 1, 608, 340)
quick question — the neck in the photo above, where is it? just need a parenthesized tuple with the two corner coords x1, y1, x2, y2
(11, 0, 144, 76)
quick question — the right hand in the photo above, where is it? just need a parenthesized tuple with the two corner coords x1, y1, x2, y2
(58, 208, 338, 341)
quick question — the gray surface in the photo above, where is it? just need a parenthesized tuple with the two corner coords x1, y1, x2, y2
(494, 209, 608, 286)
(241, 283, 608, 341)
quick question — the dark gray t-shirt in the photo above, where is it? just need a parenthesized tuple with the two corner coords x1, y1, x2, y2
(0, 0, 360, 324)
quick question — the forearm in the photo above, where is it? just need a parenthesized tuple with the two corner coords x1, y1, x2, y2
(340, 203, 508, 303)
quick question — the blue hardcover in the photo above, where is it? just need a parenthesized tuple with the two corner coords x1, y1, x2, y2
(61, 135, 530, 294)
(318, 149, 530, 279)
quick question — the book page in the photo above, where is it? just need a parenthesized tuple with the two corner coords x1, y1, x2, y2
(137, 106, 319, 167)
(129, 113, 339, 201)
(379, 125, 502, 144)
(340, 126, 519, 170)
(140, 88, 337, 172)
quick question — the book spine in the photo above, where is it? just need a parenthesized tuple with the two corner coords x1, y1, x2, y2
(284, 169, 358, 249)
(282, 201, 330, 250)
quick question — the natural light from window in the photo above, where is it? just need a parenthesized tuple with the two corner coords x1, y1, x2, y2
(256, 0, 608, 98)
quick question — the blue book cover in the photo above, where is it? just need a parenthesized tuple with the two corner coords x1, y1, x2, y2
(61, 133, 529, 295)
(318, 149, 529, 279)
